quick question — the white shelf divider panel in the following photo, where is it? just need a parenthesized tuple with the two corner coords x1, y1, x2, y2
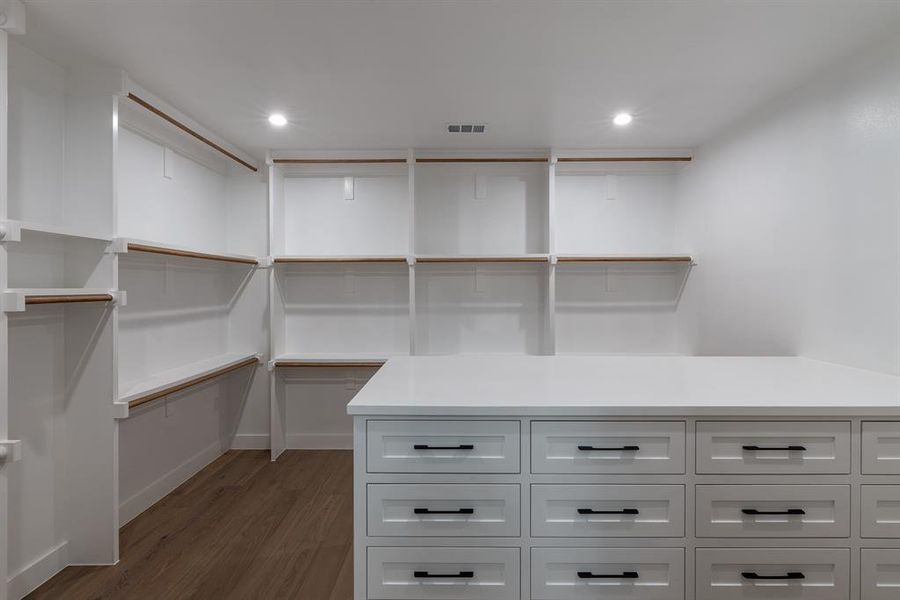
(116, 351, 260, 417)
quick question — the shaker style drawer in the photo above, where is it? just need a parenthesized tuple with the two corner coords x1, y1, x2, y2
(862, 422, 900, 474)
(695, 548, 850, 600)
(367, 547, 519, 600)
(861, 486, 900, 538)
(861, 549, 900, 600)
(531, 484, 684, 538)
(696, 421, 851, 474)
(531, 421, 685, 474)
(695, 485, 850, 538)
(531, 547, 684, 600)
(367, 484, 520, 537)
(366, 420, 520, 473)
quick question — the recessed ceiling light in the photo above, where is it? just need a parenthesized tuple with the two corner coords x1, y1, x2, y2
(268, 113, 287, 127)
(613, 112, 633, 126)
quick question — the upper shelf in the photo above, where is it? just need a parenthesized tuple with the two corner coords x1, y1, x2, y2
(556, 255, 694, 264)
(274, 255, 408, 264)
(417, 254, 551, 264)
(271, 353, 390, 368)
(118, 238, 260, 266)
(117, 352, 260, 417)
(0, 219, 113, 243)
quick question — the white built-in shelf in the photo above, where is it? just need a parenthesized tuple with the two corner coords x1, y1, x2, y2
(271, 353, 390, 368)
(556, 255, 694, 264)
(118, 238, 259, 266)
(2, 288, 120, 312)
(416, 254, 551, 264)
(117, 352, 260, 415)
(0, 219, 113, 243)
(274, 255, 408, 264)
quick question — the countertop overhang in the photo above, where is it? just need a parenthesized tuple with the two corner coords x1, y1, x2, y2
(346, 355, 900, 416)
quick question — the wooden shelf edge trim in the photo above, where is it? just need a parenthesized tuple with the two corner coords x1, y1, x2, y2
(416, 157, 548, 163)
(274, 360, 386, 368)
(126, 93, 258, 172)
(417, 256, 549, 263)
(274, 256, 407, 264)
(273, 158, 407, 164)
(557, 156, 692, 163)
(127, 356, 260, 410)
(557, 256, 694, 263)
(128, 243, 259, 265)
(25, 294, 114, 305)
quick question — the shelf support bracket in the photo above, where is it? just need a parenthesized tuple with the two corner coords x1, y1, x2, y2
(0, 440, 22, 464)
(0, 221, 22, 242)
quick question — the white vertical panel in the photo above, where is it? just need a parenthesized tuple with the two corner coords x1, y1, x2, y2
(0, 29, 9, 600)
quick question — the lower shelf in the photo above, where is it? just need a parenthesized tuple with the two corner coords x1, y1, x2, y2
(116, 352, 261, 417)
(271, 353, 391, 368)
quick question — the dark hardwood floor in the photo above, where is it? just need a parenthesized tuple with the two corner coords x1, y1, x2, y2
(28, 450, 354, 600)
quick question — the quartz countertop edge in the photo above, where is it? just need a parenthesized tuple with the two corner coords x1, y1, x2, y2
(346, 355, 900, 416)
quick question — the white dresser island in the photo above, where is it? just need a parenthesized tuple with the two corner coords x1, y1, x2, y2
(348, 356, 900, 600)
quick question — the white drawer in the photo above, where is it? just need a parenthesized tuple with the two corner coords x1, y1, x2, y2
(861, 486, 900, 538)
(366, 420, 520, 473)
(862, 422, 900, 474)
(531, 547, 684, 600)
(695, 548, 850, 600)
(696, 421, 851, 474)
(367, 484, 520, 537)
(696, 485, 850, 538)
(531, 485, 684, 538)
(367, 546, 519, 600)
(861, 549, 900, 600)
(531, 421, 685, 474)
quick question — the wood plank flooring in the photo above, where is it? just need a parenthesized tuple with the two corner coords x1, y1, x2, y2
(27, 450, 354, 600)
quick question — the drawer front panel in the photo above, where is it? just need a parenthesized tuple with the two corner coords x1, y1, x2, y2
(862, 422, 900, 474)
(695, 548, 850, 600)
(861, 486, 900, 538)
(531, 421, 686, 474)
(861, 549, 900, 600)
(366, 420, 520, 473)
(696, 421, 851, 474)
(531, 547, 685, 600)
(696, 485, 850, 538)
(531, 484, 685, 538)
(367, 484, 520, 537)
(367, 547, 519, 600)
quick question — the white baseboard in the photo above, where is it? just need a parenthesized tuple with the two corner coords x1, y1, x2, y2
(8, 540, 69, 600)
(286, 433, 353, 449)
(231, 433, 270, 450)
(118, 441, 224, 527)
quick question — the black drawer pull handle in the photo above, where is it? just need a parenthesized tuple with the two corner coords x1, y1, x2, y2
(578, 508, 640, 515)
(578, 571, 639, 579)
(414, 508, 475, 515)
(742, 571, 805, 580)
(742, 508, 806, 516)
(742, 445, 806, 452)
(414, 570, 474, 579)
(577, 445, 640, 452)
(414, 444, 475, 450)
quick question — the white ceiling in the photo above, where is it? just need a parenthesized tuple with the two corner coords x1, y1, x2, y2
(17, 0, 900, 159)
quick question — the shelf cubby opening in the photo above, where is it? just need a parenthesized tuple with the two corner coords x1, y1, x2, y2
(414, 261, 549, 355)
(6, 229, 113, 290)
(275, 262, 410, 357)
(415, 161, 548, 256)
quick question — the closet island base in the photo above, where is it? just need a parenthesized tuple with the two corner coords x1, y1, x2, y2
(347, 355, 900, 600)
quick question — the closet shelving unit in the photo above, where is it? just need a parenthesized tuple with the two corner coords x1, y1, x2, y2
(267, 150, 694, 457)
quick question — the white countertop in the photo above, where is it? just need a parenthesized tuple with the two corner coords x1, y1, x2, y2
(347, 355, 900, 416)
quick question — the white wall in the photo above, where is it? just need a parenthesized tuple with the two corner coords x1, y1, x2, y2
(676, 34, 900, 375)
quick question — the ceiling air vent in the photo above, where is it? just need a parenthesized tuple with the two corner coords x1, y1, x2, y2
(447, 123, 486, 134)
